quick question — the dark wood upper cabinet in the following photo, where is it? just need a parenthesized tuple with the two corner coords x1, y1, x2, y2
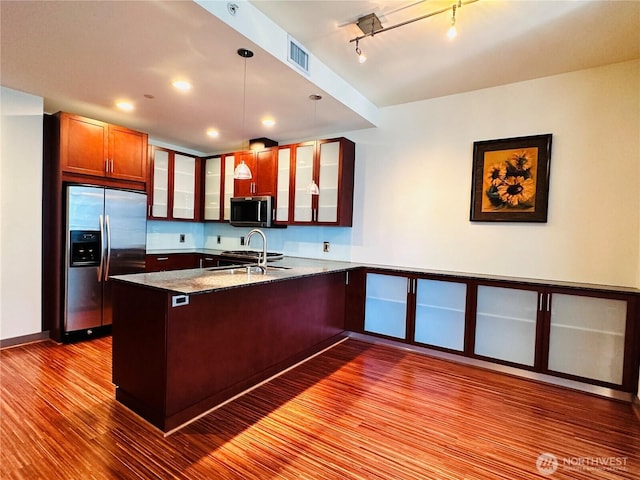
(148, 146, 202, 222)
(233, 147, 277, 197)
(289, 137, 355, 226)
(58, 112, 147, 185)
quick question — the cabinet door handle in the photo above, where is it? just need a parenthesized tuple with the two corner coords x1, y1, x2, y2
(157, 257, 169, 261)
(539, 293, 543, 311)
(104, 159, 109, 173)
(110, 159, 114, 173)
(547, 293, 551, 312)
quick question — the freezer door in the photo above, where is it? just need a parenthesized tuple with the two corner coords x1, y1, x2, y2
(103, 189, 147, 325)
(66, 266, 102, 332)
(67, 185, 105, 230)
(65, 186, 105, 333)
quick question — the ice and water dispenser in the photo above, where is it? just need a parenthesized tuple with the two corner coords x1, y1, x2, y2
(69, 231, 101, 267)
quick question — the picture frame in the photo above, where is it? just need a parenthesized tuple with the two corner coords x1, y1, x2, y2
(470, 134, 552, 222)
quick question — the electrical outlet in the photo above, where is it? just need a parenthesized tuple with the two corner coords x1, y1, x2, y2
(179, 234, 185, 243)
(217, 235, 221, 244)
(323, 241, 330, 253)
(240, 236, 245, 246)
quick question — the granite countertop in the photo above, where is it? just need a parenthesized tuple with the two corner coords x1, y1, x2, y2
(111, 257, 357, 295)
(146, 248, 226, 255)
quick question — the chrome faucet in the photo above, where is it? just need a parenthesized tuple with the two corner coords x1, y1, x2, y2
(246, 228, 267, 273)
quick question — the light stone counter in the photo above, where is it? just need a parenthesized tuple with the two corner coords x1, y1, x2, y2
(111, 257, 357, 295)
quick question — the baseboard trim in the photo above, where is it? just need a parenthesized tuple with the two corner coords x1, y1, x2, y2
(348, 332, 634, 402)
(0, 331, 50, 350)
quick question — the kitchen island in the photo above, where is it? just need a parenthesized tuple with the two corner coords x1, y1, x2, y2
(111, 257, 355, 434)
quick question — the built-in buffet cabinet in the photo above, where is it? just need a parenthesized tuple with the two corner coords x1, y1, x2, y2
(148, 146, 201, 221)
(57, 112, 148, 187)
(356, 269, 639, 394)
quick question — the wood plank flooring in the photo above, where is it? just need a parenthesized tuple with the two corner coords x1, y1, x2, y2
(1, 336, 639, 479)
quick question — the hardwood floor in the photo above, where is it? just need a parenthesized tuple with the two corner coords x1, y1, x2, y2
(1, 336, 639, 479)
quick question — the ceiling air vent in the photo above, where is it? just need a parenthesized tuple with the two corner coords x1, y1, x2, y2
(287, 36, 309, 75)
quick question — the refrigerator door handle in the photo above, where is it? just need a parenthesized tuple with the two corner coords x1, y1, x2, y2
(104, 214, 112, 281)
(98, 214, 105, 282)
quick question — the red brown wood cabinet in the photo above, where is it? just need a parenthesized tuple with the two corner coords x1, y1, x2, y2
(58, 112, 147, 184)
(148, 146, 202, 221)
(233, 147, 277, 197)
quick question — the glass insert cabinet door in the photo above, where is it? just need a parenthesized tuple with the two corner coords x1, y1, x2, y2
(276, 148, 290, 222)
(293, 144, 314, 222)
(172, 154, 196, 219)
(474, 285, 538, 366)
(364, 273, 408, 339)
(317, 141, 339, 223)
(151, 149, 169, 218)
(203, 157, 221, 221)
(414, 279, 466, 351)
(547, 293, 626, 385)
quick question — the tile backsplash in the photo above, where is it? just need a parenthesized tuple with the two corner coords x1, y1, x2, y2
(146, 220, 352, 261)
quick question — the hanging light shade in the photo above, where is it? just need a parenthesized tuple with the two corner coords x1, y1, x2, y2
(234, 160, 252, 179)
(234, 48, 254, 180)
(307, 179, 320, 195)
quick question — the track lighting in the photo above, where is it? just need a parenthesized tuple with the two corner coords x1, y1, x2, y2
(350, 0, 476, 60)
(447, 4, 458, 39)
(355, 39, 367, 64)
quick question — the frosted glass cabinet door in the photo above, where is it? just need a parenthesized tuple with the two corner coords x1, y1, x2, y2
(203, 157, 221, 220)
(474, 285, 538, 366)
(415, 279, 466, 351)
(317, 141, 339, 223)
(364, 273, 408, 339)
(172, 154, 196, 219)
(151, 149, 169, 218)
(548, 294, 626, 384)
(276, 148, 290, 222)
(293, 144, 314, 222)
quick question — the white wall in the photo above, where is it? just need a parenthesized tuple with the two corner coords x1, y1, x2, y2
(345, 60, 640, 288)
(0, 87, 44, 340)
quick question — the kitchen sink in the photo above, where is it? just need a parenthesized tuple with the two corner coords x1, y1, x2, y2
(206, 264, 291, 274)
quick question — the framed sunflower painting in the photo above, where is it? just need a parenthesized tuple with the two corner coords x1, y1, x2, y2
(470, 134, 552, 222)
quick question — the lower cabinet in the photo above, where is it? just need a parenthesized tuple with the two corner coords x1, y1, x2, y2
(474, 285, 538, 367)
(547, 292, 627, 385)
(415, 278, 467, 352)
(364, 273, 408, 339)
(361, 270, 639, 393)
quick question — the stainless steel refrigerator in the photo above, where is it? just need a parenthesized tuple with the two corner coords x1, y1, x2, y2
(64, 185, 146, 341)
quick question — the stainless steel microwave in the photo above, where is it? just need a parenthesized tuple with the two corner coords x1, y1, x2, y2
(230, 196, 273, 227)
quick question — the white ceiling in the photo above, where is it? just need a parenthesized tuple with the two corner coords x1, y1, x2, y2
(1, 1, 639, 154)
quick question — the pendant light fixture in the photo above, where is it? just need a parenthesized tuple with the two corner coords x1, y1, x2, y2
(234, 48, 254, 180)
(307, 94, 322, 196)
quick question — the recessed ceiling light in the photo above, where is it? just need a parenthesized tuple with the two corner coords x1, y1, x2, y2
(116, 101, 134, 111)
(262, 118, 276, 127)
(206, 129, 219, 138)
(172, 80, 192, 91)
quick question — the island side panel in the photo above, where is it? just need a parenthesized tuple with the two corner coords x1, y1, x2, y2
(112, 281, 169, 429)
(164, 272, 347, 429)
